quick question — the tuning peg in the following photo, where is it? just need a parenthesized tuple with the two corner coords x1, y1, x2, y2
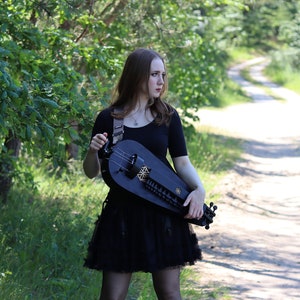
(209, 202, 217, 212)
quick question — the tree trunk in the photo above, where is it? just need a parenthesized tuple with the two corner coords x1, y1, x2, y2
(102, 0, 129, 26)
(66, 121, 79, 159)
(0, 131, 21, 204)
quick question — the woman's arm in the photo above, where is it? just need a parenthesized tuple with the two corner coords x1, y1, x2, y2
(172, 155, 206, 220)
(83, 150, 101, 179)
(83, 132, 108, 179)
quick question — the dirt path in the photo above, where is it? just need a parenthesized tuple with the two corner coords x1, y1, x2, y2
(193, 58, 300, 300)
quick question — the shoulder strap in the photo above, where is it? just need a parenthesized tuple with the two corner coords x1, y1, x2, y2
(112, 108, 124, 145)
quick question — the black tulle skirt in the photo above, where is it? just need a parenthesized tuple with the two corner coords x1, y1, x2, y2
(84, 190, 202, 273)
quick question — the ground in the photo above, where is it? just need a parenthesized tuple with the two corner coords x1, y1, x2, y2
(193, 58, 300, 300)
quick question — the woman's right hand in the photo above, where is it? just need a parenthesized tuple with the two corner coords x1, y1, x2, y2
(89, 132, 108, 153)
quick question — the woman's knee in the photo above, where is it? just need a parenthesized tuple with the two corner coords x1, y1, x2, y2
(99, 271, 132, 300)
(152, 268, 182, 300)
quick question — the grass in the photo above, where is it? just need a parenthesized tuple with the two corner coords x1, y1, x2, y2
(0, 124, 242, 299)
(209, 77, 251, 108)
(264, 63, 300, 94)
(226, 46, 262, 66)
(0, 169, 105, 299)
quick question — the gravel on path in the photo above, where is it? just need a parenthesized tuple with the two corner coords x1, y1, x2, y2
(193, 58, 300, 300)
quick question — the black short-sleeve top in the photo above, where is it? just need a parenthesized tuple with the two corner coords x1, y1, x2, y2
(91, 107, 187, 167)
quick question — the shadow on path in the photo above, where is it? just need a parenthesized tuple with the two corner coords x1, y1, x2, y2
(195, 57, 300, 300)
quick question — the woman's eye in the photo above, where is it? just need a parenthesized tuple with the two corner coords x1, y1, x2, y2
(151, 72, 166, 78)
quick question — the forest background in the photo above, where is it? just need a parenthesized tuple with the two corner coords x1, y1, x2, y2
(1, 0, 300, 299)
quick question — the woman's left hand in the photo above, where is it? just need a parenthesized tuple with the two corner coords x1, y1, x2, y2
(183, 188, 205, 220)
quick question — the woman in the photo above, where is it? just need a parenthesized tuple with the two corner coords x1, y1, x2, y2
(83, 48, 206, 300)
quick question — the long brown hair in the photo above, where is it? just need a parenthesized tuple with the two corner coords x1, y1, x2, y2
(111, 48, 174, 125)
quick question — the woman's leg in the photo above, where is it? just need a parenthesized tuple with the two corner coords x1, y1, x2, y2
(99, 271, 132, 300)
(152, 267, 182, 300)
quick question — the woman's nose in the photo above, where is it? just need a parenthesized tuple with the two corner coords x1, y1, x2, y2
(158, 75, 164, 85)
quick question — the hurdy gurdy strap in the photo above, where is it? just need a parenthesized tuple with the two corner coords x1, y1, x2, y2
(112, 108, 124, 145)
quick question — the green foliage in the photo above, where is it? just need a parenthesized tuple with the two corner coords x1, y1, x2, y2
(1, 0, 299, 167)
(208, 0, 300, 57)
(102, 0, 229, 113)
(276, 1, 300, 70)
(1, 0, 242, 198)
(0, 4, 81, 159)
(0, 0, 121, 198)
(168, 37, 227, 113)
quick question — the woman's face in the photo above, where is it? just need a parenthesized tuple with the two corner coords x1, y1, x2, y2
(139, 58, 166, 101)
(148, 58, 166, 99)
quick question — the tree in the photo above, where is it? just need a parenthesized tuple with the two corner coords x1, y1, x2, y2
(207, 0, 300, 57)
(276, 0, 300, 69)
(0, 0, 118, 203)
(1, 0, 235, 203)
